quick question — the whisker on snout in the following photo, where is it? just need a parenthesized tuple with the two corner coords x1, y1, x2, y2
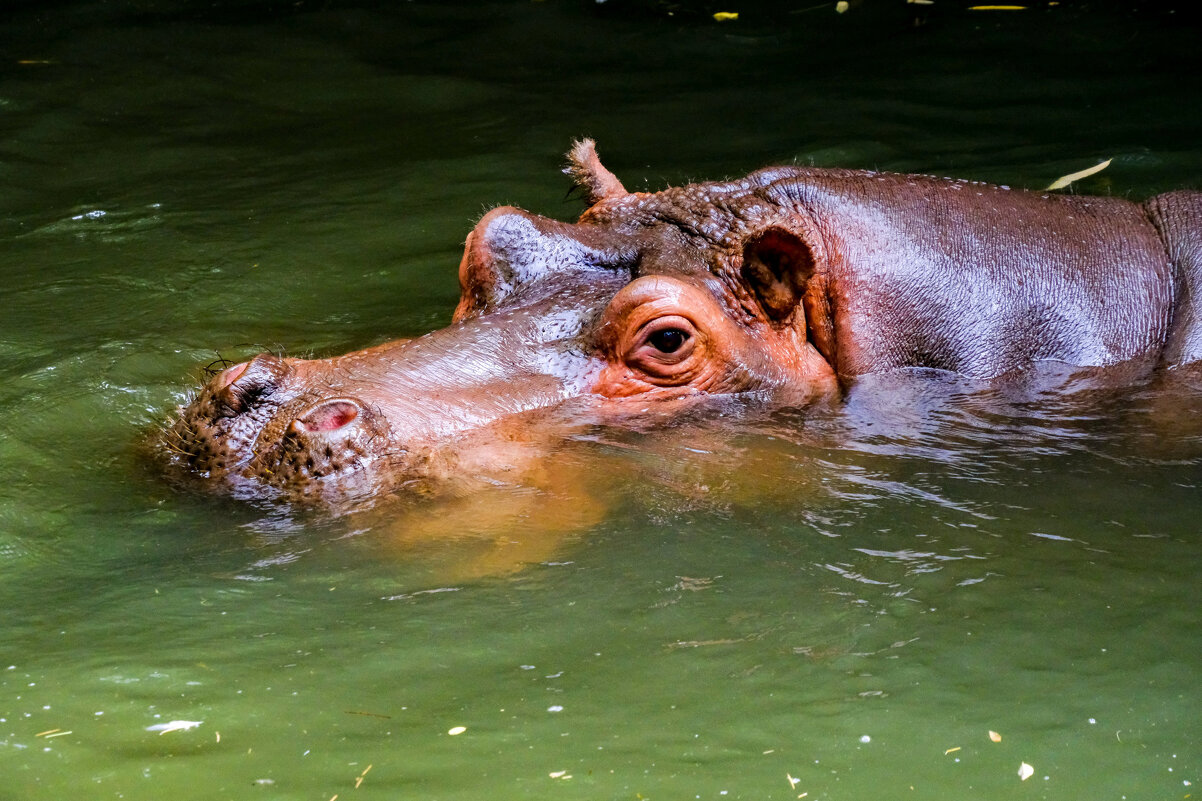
(201, 344, 292, 381)
(201, 357, 234, 380)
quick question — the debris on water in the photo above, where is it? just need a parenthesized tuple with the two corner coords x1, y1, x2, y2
(448, 726, 467, 736)
(1029, 531, 1075, 542)
(354, 764, 372, 789)
(145, 720, 202, 734)
(549, 770, 572, 779)
(713, 11, 738, 21)
(382, 586, 461, 602)
(1019, 762, 1035, 781)
(1046, 158, 1112, 191)
(945, 746, 962, 755)
(989, 730, 1002, 742)
(859, 735, 871, 743)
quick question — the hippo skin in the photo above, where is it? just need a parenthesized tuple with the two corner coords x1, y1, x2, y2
(163, 140, 1202, 502)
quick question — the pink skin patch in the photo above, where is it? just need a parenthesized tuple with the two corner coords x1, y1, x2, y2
(291, 399, 361, 434)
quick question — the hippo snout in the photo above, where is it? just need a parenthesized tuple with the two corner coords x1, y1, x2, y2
(164, 352, 395, 497)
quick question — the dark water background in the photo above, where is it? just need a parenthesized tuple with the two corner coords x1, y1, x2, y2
(1, 2, 1200, 798)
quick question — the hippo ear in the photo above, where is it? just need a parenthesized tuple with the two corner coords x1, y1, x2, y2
(564, 139, 628, 205)
(455, 206, 634, 320)
(741, 226, 837, 365)
(741, 227, 816, 323)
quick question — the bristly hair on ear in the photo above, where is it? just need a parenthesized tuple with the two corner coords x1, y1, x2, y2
(564, 138, 628, 205)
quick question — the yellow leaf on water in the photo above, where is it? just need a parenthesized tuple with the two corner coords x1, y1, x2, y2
(1046, 158, 1113, 191)
(713, 11, 739, 21)
(945, 746, 962, 755)
(989, 730, 1002, 742)
(1019, 762, 1035, 781)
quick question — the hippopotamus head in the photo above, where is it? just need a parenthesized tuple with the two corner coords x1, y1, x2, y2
(162, 140, 840, 503)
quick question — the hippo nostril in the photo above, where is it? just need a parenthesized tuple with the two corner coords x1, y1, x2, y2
(291, 399, 362, 434)
(215, 360, 249, 391)
(215, 354, 291, 415)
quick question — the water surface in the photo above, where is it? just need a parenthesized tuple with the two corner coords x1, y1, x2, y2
(1, 3, 1199, 799)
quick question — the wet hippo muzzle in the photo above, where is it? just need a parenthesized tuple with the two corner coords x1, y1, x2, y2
(167, 353, 394, 496)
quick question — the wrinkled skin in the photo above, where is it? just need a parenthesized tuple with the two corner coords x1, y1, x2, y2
(162, 140, 1202, 514)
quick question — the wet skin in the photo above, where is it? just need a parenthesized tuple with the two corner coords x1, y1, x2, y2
(162, 140, 1202, 512)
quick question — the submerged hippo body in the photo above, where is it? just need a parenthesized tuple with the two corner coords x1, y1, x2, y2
(164, 141, 1202, 503)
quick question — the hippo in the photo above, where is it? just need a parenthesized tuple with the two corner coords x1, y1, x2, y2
(162, 140, 1202, 509)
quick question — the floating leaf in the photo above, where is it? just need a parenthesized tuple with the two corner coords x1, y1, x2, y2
(1046, 158, 1113, 191)
(969, 4, 1027, 9)
(713, 11, 739, 21)
(1019, 762, 1035, 781)
(836, 1, 849, 11)
(448, 726, 467, 735)
(989, 730, 1002, 742)
(945, 746, 962, 755)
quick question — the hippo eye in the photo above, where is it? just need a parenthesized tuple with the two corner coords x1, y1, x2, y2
(648, 328, 689, 354)
(626, 315, 700, 380)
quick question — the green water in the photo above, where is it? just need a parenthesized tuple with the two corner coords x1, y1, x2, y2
(1, 2, 1200, 799)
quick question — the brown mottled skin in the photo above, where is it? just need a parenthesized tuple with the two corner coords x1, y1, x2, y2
(162, 140, 1202, 504)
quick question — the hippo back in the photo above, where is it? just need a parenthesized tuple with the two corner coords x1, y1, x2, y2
(762, 170, 1176, 379)
(1145, 190, 1202, 368)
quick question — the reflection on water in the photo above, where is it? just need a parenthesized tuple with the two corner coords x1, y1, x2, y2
(1, 1, 1200, 798)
